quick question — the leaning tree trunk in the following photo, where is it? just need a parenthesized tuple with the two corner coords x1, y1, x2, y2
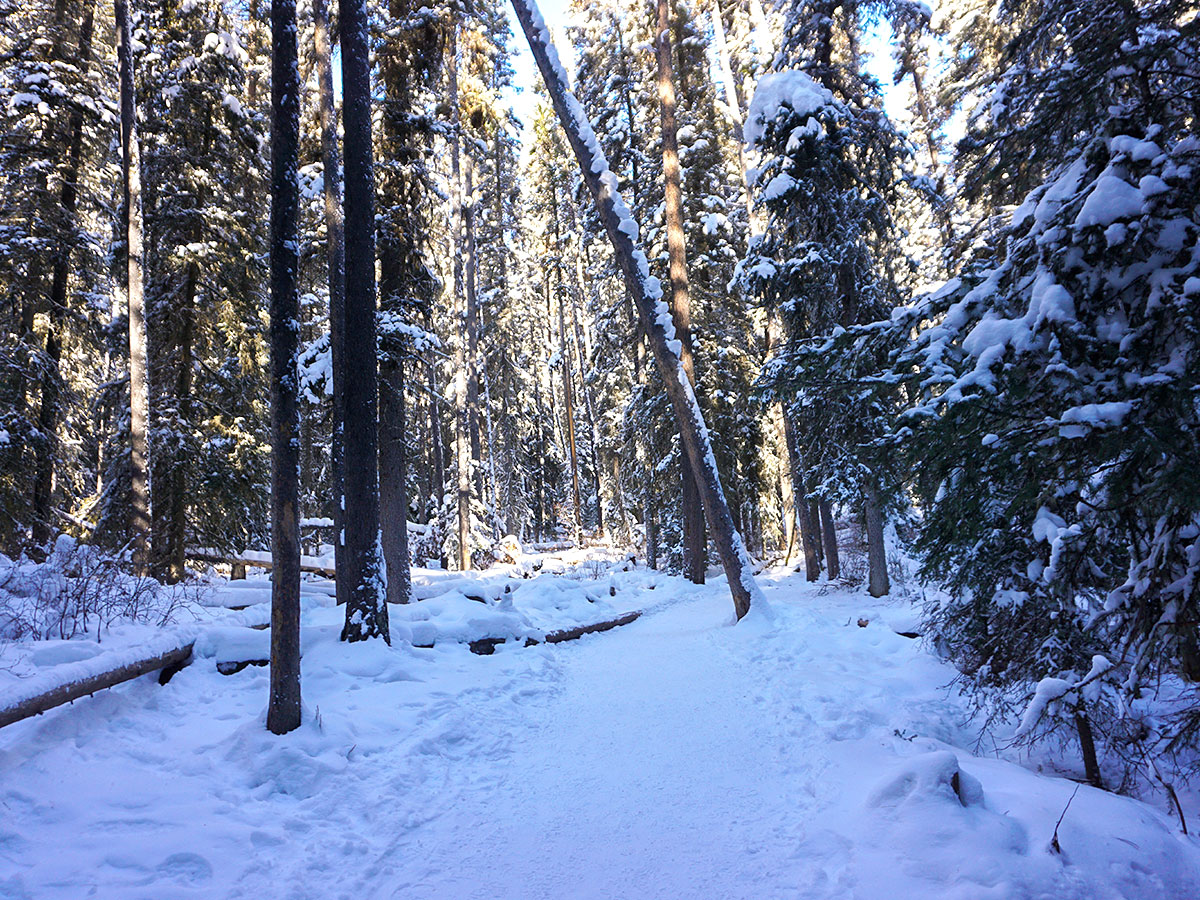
(655, 0, 706, 584)
(117, 0, 149, 568)
(32, 1, 96, 545)
(513, 0, 760, 618)
(312, 0, 347, 607)
(339, 0, 388, 641)
(267, 0, 302, 734)
(865, 479, 889, 598)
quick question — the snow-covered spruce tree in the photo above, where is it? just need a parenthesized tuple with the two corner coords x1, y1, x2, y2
(461, 0, 521, 541)
(895, 0, 1200, 786)
(568, 0, 660, 555)
(293, 0, 343, 583)
(740, 0, 919, 594)
(521, 100, 580, 542)
(138, 0, 270, 581)
(672, 0, 769, 559)
(0, 0, 112, 551)
(376, 0, 442, 601)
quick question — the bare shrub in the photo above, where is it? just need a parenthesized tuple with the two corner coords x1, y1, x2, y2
(0, 536, 199, 643)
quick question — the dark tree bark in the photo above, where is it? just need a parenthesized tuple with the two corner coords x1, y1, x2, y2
(865, 479, 889, 597)
(447, 28, 472, 571)
(267, 0, 302, 734)
(783, 410, 821, 581)
(810, 498, 823, 561)
(654, 0, 706, 583)
(32, 0, 96, 545)
(464, 159, 485, 505)
(1075, 711, 1104, 789)
(376, 0, 437, 607)
(117, 0, 149, 568)
(312, 0, 348, 607)
(549, 182, 582, 541)
(378, 355, 410, 605)
(513, 0, 759, 618)
(338, 0, 388, 641)
(570, 264, 603, 538)
(819, 498, 839, 579)
(426, 343, 446, 554)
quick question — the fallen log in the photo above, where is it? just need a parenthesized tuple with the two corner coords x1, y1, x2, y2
(187, 549, 335, 578)
(0, 642, 195, 729)
(543, 610, 642, 643)
(469, 610, 642, 655)
(217, 659, 269, 676)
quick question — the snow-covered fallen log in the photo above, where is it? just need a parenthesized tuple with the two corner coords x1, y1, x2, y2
(0, 629, 198, 729)
(468, 610, 642, 655)
(187, 548, 335, 578)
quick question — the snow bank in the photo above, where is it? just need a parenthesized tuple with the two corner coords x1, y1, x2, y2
(1, 565, 1197, 899)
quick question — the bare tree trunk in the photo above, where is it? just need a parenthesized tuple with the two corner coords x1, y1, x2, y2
(783, 410, 820, 581)
(514, 0, 760, 618)
(312, 0, 348, 607)
(655, 0, 706, 584)
(32, 0, 96, 545)
(820, 498, 839, 579)
(464, 158, 485, 505)
(267, 0, 302, 734)
(532, 322, 546, 543)
(448, 28, 471, 571)
(162, 266, 197, 584)
(549, 185, 582, 542)
(1075, 711, 1104, 789)
(117, 0, 149, 568)
(865, 480, 889, 597)
(809, 498, 823, 562)
(378, 358, 410, 604)
(339, 0, 388, 641)
(427, 352, 445, 515)
(572, 235, 604, 538)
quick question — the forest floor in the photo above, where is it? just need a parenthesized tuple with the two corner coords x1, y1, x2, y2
(2, 552, 1199, 899)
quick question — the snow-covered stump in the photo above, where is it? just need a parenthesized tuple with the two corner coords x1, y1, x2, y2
(511, 0, 764, 620)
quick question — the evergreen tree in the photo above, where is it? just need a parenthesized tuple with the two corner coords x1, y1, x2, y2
(740, 0, 922, 593)
(892, 0, 1200, 782)
(139, 0, 269, 580)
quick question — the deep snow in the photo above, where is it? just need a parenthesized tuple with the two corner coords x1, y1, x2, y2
(1, 555, 1198, 899)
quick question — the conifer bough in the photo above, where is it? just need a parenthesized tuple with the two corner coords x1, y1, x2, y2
(510, 0, 763, 619)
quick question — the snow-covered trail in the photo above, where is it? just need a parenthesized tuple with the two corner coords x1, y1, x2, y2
(379, 590, 816, 900)
(2, 567, 1199, 900)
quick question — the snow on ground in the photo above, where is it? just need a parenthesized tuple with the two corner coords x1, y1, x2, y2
(1, 555, 1198, 899)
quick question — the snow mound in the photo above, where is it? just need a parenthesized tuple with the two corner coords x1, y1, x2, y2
(867, 750, 985, 809)
(388, 575, 618, 647)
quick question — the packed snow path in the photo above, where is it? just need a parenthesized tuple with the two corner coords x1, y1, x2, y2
(2, 565, 1198, 899)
